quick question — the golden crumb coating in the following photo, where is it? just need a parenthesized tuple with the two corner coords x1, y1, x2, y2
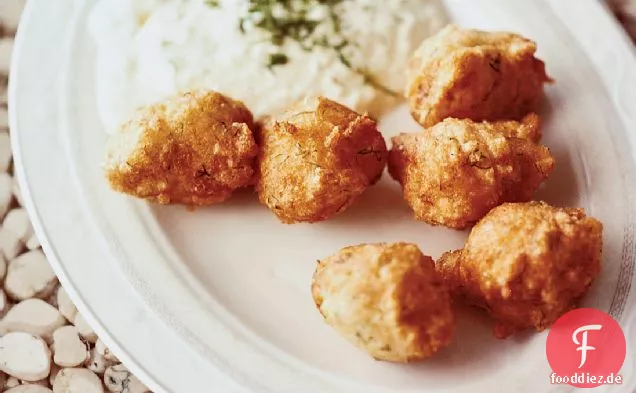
(103, 90, 258, 205)
(437, 202, 603, 338)
(255, 97, 387, 224)
(388, 115, 554, 229)
(406, 24, 552, 127)
(312, 243, 454, 362)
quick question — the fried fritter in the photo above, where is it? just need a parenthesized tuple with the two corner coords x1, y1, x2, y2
(406, 24, 552, 127)
(437, 202, 603, 338)
(312, 243, 454, 362)
(255, 96, 387, 224)
(388, 114, 554, 229)
(103, 90, 258, 205)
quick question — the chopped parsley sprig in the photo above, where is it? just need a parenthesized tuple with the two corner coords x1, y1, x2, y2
(205, 0, 398, 96)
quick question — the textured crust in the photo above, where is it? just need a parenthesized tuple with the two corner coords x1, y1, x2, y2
(436, 201, 603, 338)
(388, 114, 555, 229)
(312, 243, 454, 362)
(255, 97, 387, 224)
(406, 24, 552, 127)
(103, 90, 258, 205)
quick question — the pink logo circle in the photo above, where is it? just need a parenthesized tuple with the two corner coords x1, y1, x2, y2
(546, 308, 626, 388)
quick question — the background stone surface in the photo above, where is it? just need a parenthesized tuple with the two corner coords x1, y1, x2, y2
(0, 1, 634, 392)
(609, 0, 636, 39)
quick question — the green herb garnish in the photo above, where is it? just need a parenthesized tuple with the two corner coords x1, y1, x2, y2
(204, 0, 220, 7)
(203, 0, 397, 95)
(240, 0, 343, 48)
(267, 53, 290, 69)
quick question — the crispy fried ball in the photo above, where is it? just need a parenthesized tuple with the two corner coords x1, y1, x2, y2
(437, 201, 603, 339)
(388, 114, 554, 229)
(103, 90, 258, 205)
(256, 97, 387, 224)
(312, 243, 454, 362)
(406, 24, 552, 127)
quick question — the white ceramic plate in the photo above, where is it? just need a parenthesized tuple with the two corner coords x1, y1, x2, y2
(9, 0, 636, 392)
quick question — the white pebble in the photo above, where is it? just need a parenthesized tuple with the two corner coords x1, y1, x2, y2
(84, 348, 109, 375)
(5, 250, 58, 300)
(103, 364, 149, 393)
(0, 172, 12, 218)
(12, 177, 23, 207)
(52, 327, 89, 368)
(0, 289, 7, 316)
(104, 352, 120, 364)
(20, 379, 50, 388)
(0, 299, 65, 340)
(52, 368, 103, 393)
(0, 227, 23, 260)
(0, 332, 51, 381)
(4, 208, 34, 243)
(0, 133, 11, 172)
(0, 82, 7, 107)
(0, 0, 25, 32)
(56, 288, 76, 323)
(26, 234, 41, 250)
(72, 314, 97, 344)
(0, 39, 13, 74)
(0, 106, 7, 131)
(0, 252, 6, 281)
(95, 340, 106, 356)
(6, 385, 54, 393)
(48, 364, 60, 386)
(95, 340, 119, 363)
(44, 290, 58, 309)
(5, 376, 19, 389)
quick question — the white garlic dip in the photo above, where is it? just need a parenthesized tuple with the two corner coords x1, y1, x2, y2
(88, 0, 448, 133)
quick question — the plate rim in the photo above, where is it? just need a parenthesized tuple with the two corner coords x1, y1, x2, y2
(9, 0, 636, 392)
(9, 2, 234, 393)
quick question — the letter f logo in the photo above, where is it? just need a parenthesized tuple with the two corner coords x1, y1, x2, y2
(572, 324, 602, 368)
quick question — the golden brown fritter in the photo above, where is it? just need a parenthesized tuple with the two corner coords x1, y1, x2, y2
(312, 243, 454, 362)
(437, 201, 603, 339)
(103, 90, 258, 205)
(388, 115, 554, 229)
(406, 24, 552, 127)
(255, 96, 387, 224)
